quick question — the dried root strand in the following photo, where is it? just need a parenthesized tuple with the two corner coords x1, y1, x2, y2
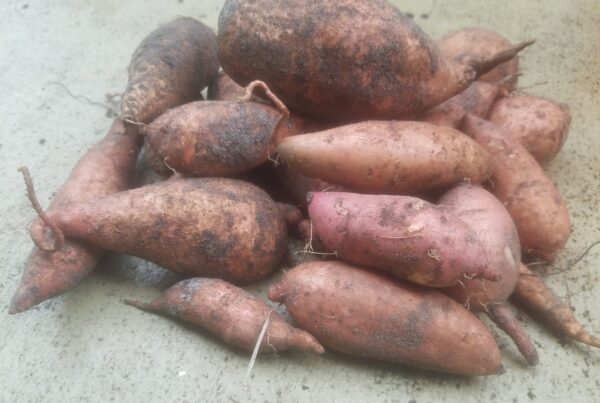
(19, 167, 65, 252)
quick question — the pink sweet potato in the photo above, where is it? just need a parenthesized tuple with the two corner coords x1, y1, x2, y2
(276, 121, 491, 195)
(10, 120, 141, 314)
(307, 191, 500, 287)
(269, 261, 503, 376)
(126, 278, 324, 354)
(462, 114, 571, 262)
(488, 95, 571, 164)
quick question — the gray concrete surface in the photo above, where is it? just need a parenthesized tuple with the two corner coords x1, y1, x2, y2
(1, 1, 599, 402)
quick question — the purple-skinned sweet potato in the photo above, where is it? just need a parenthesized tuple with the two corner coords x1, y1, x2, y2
(269, 261, 504, 376)
(307, 191, 500, 287)
(218, 0, 531, 121)
(10, 120, 141, 314)
(126, 278, 324, 354)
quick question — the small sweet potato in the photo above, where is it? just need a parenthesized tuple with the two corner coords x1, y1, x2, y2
(126, 278, 324, 354)
(488, 95, 571, 164)
(276, 121, 491, 195)
(218, 0, 530, 121)
(269, 261, 503, 376)
(10, 120, 141, 314)
(121, 17, 219, 124)
(462, 114, 571, 262)
(438, 27, 520, 91)
(307, 191, 500, 287)
(28, 178, 286, 285)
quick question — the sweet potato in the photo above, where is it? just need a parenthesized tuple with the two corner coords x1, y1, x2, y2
(462, 114, 571, 262)
(307, 191, 500, 287)
(269, 261, 503, 376)
(10, 120, 141, 314)
(125, 278, 324, 354)
(207, 70, 257, 102)
(275, 162, 339, 208)
(488, 95, 571, 164)
(512, 263, 600, 348)
(422, 80, 505, 128)
(438, 27, 520, 91)
(439, 184, 538, 365)
(27, 178, 286, 285)
(218, 0, 530, 121)
(276, 121, 491, 195)
(121, 17, 219, 124)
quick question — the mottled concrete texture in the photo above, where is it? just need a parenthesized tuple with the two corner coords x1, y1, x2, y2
(1, 1, 599, 402)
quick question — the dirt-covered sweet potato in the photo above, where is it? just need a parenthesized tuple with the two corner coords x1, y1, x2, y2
(10, 120, 141, 314)
(126, 278, 324, 354)
(276, 121, 491, 195)
(121, 17, 219, 124)
(438, 27, 520, 91)
(462, 114, 571, 262)
(27, 178, 286, 285)
(307, 191, 500, 287)
(269, 261, 503, 376)
(218, 0, 530, 121)
(439, 184, 538, 365)
(488, 95, 571, 164)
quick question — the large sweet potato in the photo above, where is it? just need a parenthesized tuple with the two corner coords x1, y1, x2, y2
(28, 178, 286, 285)
(307, 191, 500, 287)
(269, 261, 503, 376)
(462, 114, 571, 262)
(276, 121, 491, 195)
(121, 17, 219, 124)
(218, 0, 530, 121)
(126, 278, 324, 354)
(10, 120, 141, 314)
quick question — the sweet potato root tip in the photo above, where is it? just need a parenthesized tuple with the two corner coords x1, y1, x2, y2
(291, 330, 326, 355)
(488, 304, 539, 366)
(472, 40, 535, 77)
(123, 298, 159, 313)
(19, 167, 65, 252)
(240, 80, 290, 119)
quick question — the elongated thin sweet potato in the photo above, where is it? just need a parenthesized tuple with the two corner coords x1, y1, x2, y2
(438, 27, 520, 91)
(218, 0, 530, 121)
(307, 191, 499, 287)
(121, 17, 219, 124)
(512, 264, 600, 348)
(28, 178, 286, 285)
(462, 114, 571, 262)
(10, 120, 141, 314)
(439, 184, 538, 365)
(126, 278, 324, 354)
(488, 95, 571, 164)
(269, 261, 503, 376)
(276, 121, 491, 195)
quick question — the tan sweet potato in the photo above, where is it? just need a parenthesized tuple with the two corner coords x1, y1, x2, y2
(269, 261, 504, 376)
(28, 178, 286, 285)
(438, 27, 520, 91)
(218, 0, 530, 121)
(121, 17, 219, 124)
(276, 121, 491, 195)
(512, 263, 600, 348)
(488, 95, 571, 164)
(439, 184, 538, 365)
(10, 120, 141, 314)
(462, 114, 571, 262)
(125, 278, 324, 354)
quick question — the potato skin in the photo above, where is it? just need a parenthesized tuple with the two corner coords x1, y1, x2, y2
(462, 114, 571, 262)
(268, 261, 503, 376)
(488, 95, 571, 164)
(126, 278, 324, 354)
(121, 17, 219, 124)
(10, 120, 141, 314)
(218, 0, 482, 121)
(276, 121, 491, 195)
(43, 178, 287, 285)
(438, 27, 519, 91)
(307, 191, 499, 287)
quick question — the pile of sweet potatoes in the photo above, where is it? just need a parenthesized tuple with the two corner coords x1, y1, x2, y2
(11, 0, 598, 378)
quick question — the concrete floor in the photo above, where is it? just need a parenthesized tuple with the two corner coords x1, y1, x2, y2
(1, 0, 599, 402)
